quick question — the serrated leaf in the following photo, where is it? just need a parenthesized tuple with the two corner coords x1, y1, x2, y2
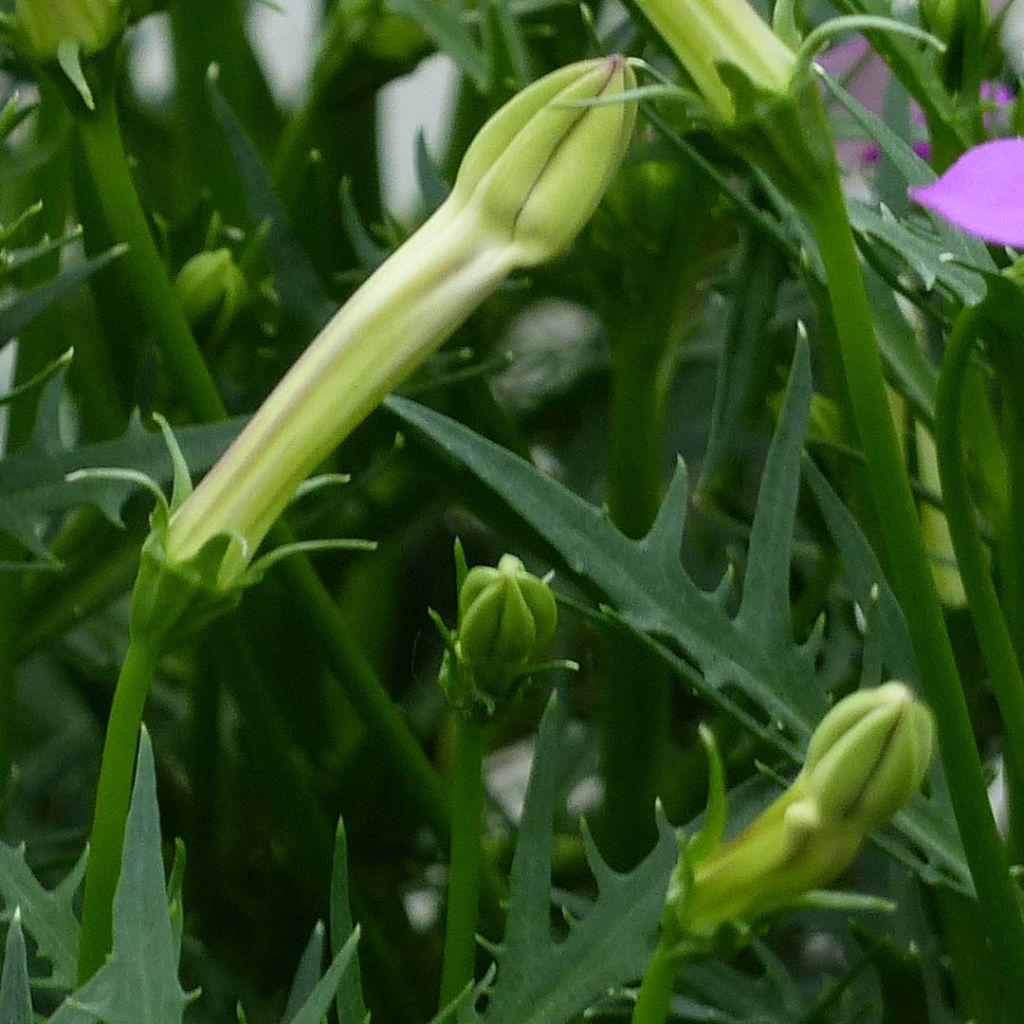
(330, 819, 367, 1024)
(0, 909, 33, 1024)
(384, 345, 970, 894)
(0, 374, 247, 567)
(459, 695, 678, 1024)
(848, 201, 987, 305)
(0, 246, 124, 349)
(48, 729, 187, 1024)
(388, 340, 828, 742)
(0, 844, 83, 990)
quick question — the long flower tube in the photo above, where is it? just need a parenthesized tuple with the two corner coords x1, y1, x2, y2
(76, 55, 638, 984)
(166, 55, 636, 589)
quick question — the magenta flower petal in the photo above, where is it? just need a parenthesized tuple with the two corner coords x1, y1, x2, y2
(908, 139, 1024, 247)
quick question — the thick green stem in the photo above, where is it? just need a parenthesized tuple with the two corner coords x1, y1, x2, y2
(439, 715, 483, 1009)
(630, 944, 679, 1024)
(77, 635, 161, 982)
(934, 305, 1024, 785)
(803, 148, 1024, 1007)
(74, 81, 226, 423)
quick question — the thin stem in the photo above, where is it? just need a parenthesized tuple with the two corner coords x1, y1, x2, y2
(630, 943, 679, 1024)
(74, 79, 226, 423)
(439, 714, 484, 1009)
(77, 635, 161, 982)
(934, 305, 1024, 782)
(802, 129, 1024, 1007)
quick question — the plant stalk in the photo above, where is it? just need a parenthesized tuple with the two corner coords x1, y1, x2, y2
(630, 943, 679, 1024)
(439, 714, 484, 1009)
(76, 634, 161, 982)
(803, 138, 1024, 1006)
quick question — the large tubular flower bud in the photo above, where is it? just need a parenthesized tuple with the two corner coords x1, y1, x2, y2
(163, 57, 636, 590)
(634, 0, 795, 122)
(674, 683, 934, 938)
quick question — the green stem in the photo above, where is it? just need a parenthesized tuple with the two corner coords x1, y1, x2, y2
(934, 305, 1024, 785)
(803, 142, 1024, 1007)
(439, 715, 484, 1009)
(76, 634, 161, 982)
(73, 79, 226, 423)
(630, 943, 679, 1024)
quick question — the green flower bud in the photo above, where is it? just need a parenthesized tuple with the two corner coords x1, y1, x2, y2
(174, 249, 247, 329)
(164, 58, 636, 590)
(674, 683, 934, 938)
(634, 0, 795, 123)
(803, 680, 935, 834)
(6, 0, 123, 59)
(458, 554, 558, 673)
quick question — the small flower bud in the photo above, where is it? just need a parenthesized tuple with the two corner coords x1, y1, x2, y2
(6, 0, 123, 60)
(174, 249, 247, 330)
(458, 554, 557, 674)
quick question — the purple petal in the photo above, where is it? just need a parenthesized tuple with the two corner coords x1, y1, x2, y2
(908, 138, 1024, 247)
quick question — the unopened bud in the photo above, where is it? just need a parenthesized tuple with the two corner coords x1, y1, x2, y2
(165, 58, 636, 589)
(674, 683, 934, 937)
(457, 555, 557, 702)
(803, 680, 935, 834)
(6, 0, 123, 59)
(174, 249, 247, 330)
(634, 0, 795, 122)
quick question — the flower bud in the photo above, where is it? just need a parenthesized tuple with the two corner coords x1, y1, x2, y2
(174, 249, 247, 330)
(458, 554, 557, 678)
(164, 58, 636, 590)
(634, 0, 795, 122)
(450, 56, 636, 266)
(673, 683, 934, 938)
(803, 680, 935, 834)
(6, 0, 123, 60)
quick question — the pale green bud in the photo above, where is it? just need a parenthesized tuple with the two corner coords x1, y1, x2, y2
(633, 0, 795, 122)
(458, 554, 558, 673)
(675, 683, 934, 937)
(164, 58, 636, 590)
(451, 57, 637, 265)
(802, 680, 935, 834)
(174, 249, 247, 329)
(7, 0, 123, 59)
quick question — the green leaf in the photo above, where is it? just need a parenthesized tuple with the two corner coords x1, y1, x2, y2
(48, 729, 187, 1024)
(0, 909, 33, 1024)
(388, 340, 828, 743)
(0, 246, 125, 350)
(0, 843, 83, 990)
(330, 819, 367, 1024)
(287, 930, 361, 1024)
(284, 923, 325, 1022)
(0, 373, 246, 568)
(385, 342, 970, 894)
(459, 695, 678, 1024)
(385, 0, 488, 89)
